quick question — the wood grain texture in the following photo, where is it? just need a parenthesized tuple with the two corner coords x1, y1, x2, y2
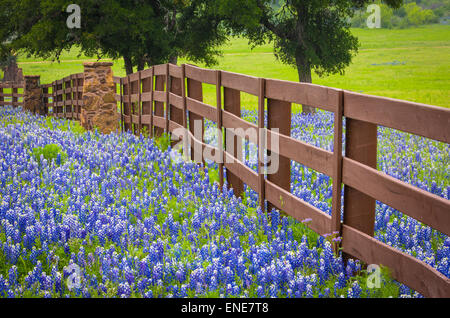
(186, 98, 216, 122)
(266, 129, 334, 176)
(153, 64, 167, 76)
(267, 98, 291, 214)
(265, 79, 340, 113)
(331, 91, 344, 234)
(152, 115, 166, 129)
(141, 69, 152, 136)
(169, 63, 182, 78)
(224, 151, 259, 192)
(153, 75, 165, 137)
(343, 157, 450, 236)
(170, 75, 183, 146)
(184, 64, 217, 85)
(168, 92, 184, 110)
(222, 110, 258, 135)
(344, 91, 450, 144)
(224, 87, 244, 197)
(131, 75, 140, 135)
(342, 225, 450, 298)
(123, 77, 132, 132)
(265, 180, 331, 235)
(343, 118, 377, 236)
(216, 70, 224, 189)
(258, 78, 266, 210)
(187, 77, 204, 163)
(221, 71, 259, 96)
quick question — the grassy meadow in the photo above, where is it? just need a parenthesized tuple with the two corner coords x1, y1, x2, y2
(13, 24, 450, 109)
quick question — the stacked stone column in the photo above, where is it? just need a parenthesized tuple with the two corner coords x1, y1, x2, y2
(81, 62, 119, 134)
(24, 75, 45, 115)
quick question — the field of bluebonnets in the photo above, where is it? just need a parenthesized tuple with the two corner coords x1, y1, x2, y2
(0, 105, 449, 298)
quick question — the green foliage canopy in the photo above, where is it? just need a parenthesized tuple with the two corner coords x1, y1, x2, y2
(236, 0, 403, 78)
(0, 0, 240, 74)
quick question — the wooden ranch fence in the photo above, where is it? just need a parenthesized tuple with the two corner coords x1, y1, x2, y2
(0, 82, 24, 107)
(41, 73, 84, 118)
(0, 63, 449, 297)
(1, 74, 84, 117)
(113, 63, 450, 298)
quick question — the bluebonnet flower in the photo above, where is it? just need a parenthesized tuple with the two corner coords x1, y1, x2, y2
(347, 281, 362, 298)
(0, 106, 447, 298)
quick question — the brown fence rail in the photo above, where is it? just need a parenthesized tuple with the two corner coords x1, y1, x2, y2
(0, 82, 24, 107)
(1, 63, 449, 297)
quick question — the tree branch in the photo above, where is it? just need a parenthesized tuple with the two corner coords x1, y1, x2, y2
(255, 1, 287, 39)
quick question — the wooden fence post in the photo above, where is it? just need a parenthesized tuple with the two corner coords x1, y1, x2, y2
(187, 76, 204, 163)
(331, 91, 344, 235)
(154, 74, 165, 137)
(170, 66, 184, 145)
(123, 76, 131, 132)
(257, 78, 266, 210)
(142, 69, 153, 137)
(216, 70, 224, 188)
(267, 98, 291, 213)
(165, 64, 170, 134)
(119, 78, 124, 132)
(181, 65, 188, 157)
(72, 75, 78, 120)
(138, 71, 142, 136)
(130, 73, 140, 135)
(224, 87, 244, 197)
(42, 85, 49, 116)
(343, 117, 378, 258)
(12, 86, 18, 107)
(57, 80, 64, 118)
(51, 81, 56, 117)
(77, 75, 83, 120)
(65, 76, 72, 119)
(0, 85, 4, 107)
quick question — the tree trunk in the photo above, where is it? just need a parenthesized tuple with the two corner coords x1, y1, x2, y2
(2, 57, 22, 83)
(137, 57, 145, 71)
(296, 58, 316, 114)
(123, 55, 133, 75)
(169, 55, 178, 65)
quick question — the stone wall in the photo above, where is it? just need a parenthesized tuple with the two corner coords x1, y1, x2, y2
(23, 75, 44, 115)
(81, 62, 119, 134)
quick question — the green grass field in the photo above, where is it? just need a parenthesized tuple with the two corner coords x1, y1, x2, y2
(14, 24, 450, 108)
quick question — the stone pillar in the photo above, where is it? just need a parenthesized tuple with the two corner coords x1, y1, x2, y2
(24, 75, 44, 115)
(2, 61, 21, 83)
(81, 62, 119, 134)
(17, 68, 24, 84)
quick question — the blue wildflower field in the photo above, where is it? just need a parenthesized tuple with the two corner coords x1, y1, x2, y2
(0, 106, 448, 298)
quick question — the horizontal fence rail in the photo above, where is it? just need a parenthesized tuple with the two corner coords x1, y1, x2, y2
(0, 82, 24, 107)
(1, 63, 449, 297)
